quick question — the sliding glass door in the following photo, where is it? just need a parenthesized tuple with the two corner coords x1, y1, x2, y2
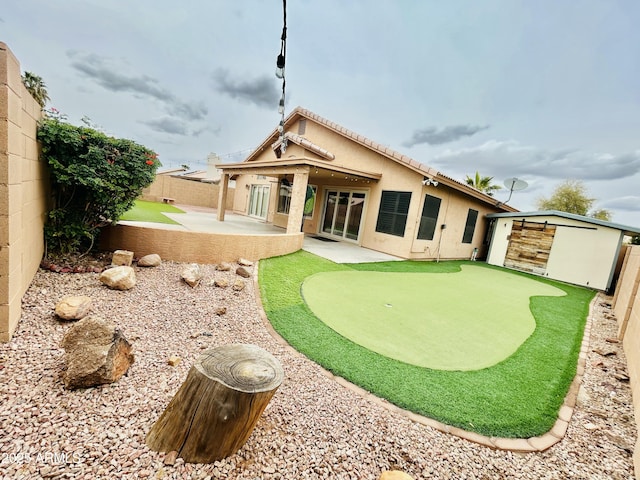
(321, 190, 366, 241)
(248, 185, 270, 219)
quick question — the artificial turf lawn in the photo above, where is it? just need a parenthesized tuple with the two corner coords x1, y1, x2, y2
(118, 200, 185, 224)
(259, 251, 595, 438)
(301, 265, 565, 370)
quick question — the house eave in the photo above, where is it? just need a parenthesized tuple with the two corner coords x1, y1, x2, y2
(216, 157, 382, 181)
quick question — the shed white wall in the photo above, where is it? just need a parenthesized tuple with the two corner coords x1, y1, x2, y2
(487, 216, 622, 290)
(486, 219, 512, 266)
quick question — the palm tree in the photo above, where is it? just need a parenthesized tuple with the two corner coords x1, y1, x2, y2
(465, 171, 502, 197)
(21, 71, 50, 108)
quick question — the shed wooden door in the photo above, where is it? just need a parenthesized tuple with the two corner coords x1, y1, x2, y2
(504, 221, 556, 274)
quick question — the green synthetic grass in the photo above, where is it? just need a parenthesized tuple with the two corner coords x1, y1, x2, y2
(118, 200, 185, 224)
(259, 251, 595, 438)
(301, 265, 565, 370)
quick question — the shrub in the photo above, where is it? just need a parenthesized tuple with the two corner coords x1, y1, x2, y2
(38, 109, 160, 254)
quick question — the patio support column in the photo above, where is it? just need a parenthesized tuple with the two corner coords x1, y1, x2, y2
(217, 173, 229, 222)
(286, 171, 309, 234)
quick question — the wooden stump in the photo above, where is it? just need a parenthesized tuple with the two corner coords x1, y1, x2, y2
(146, 344, 284, 463)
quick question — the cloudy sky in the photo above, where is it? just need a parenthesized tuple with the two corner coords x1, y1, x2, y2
(3, 1, 639, 226)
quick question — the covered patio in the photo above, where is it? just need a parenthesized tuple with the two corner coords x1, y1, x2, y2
(215, 156, 381, 236)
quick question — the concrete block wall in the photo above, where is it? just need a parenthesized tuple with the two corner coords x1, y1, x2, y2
(0, 42, 47, 341)
(142, 175, 234, 210)
(613, 245, 640, 476)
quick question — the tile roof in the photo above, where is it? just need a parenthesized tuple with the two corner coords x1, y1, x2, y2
(242, 106, 518, 212)
(271, 132, 336, 160)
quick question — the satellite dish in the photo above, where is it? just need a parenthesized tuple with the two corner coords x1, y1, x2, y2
(498, 177, 529, 205)
(503, 177, 528, 192)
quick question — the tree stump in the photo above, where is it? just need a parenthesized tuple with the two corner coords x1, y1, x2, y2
(146, 344, 284, 463)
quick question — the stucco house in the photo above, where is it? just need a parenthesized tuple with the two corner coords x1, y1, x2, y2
(216, 107, 516, 260)
(485, 211, 640, 291)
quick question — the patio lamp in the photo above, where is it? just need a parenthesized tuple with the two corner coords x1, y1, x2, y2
(275, 54, 285, 79)
(278, 96, 285, 115)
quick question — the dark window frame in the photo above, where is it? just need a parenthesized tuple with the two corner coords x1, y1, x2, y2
(462, 208, 479, 243)
(375, 191, 411, 237)
(417, 194, 442, 240)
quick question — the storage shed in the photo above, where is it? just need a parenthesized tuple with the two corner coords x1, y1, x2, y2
(485, 211, 640, 291)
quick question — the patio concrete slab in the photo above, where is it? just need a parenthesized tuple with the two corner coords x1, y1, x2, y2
(162, 211, 285, 234)
(119, 204, 402, 264)
(302, 236, 403, 264)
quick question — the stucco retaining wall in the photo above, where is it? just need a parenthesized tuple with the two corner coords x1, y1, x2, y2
(100, 224, 303, 264)
(613, 245, 640, 476)
(0, 43, 47, 341)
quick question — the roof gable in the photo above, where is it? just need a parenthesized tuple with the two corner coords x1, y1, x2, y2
(241, 106, 517, 212)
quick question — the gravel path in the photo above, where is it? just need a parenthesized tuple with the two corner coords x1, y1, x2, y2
(0, 261, 636, 479)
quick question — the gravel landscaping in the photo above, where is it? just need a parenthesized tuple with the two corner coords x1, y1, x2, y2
(0, 260, 637, 479)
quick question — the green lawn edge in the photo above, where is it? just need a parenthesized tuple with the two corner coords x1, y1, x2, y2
(119, 200, 185, 224)
(259, 250, 595, 438)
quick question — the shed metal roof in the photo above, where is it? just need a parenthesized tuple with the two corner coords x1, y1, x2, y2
(486, 210, 640, 236)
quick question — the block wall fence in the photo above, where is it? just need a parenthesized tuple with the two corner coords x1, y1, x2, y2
(613, 245, 640, 476)
(0, 42, 48, 341)
(141, 174, 234, 210)
(3, 42, 640, 476)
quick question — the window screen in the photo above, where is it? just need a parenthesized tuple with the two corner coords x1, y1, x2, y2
(375, 191, 411, 237)
(417, 194, 442, 240)
(462, 209, 479, 243)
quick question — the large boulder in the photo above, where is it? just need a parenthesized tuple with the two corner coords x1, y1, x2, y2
(55, 295, 92, 321)
(99, 266, 136, 290)
(138, 253, 161, 267)
(60, 316, 134, 389)
(182, 263, 204, 288)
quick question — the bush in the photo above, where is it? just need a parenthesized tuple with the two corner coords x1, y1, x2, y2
(38, 109, 160, 254)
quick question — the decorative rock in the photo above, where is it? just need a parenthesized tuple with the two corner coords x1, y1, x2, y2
(593, 348, 617, 357)
(112, 250, 134, 267)
(181, 264, 204, 288)
(576, 385, 591, 407)
(232, 279, 245, 292)
(215, 306, 227, 316)
(216, 262, 232, 271)
(99, 266, 136, 290)
(236, 266, 251, 278)
(138, 254, 162, 267)
(55, 295, 92, 321)
(167, 356, 182, 367)
(214, 278, 229, 288)
(164, 451, 178, 466)
(379, 471, 415, 480)
(60, 316, 134, 389)
(238, 258, 254, 267)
